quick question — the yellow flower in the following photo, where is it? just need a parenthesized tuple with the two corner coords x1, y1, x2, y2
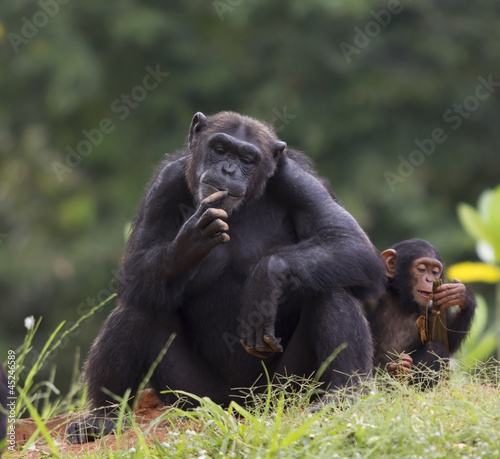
(447, 262, 500, 284)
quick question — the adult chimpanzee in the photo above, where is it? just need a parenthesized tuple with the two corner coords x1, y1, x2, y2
(66, 111, 385, 443)
(366, 239, 476, 386)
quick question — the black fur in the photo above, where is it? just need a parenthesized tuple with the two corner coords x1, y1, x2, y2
(366, 238, 476, 387)
(66, 112, 385, 443)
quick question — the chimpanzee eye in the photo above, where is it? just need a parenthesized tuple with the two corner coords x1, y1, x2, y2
(213, 146, 225, 155)
(241, 156, 254, 165)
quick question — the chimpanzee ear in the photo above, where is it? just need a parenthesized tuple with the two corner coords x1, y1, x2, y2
(381, 249, 397, 278)
(273, 141, 287, 159)
(188, 112, 207, 146)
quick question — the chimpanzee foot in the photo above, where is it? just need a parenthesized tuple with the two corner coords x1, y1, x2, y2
(66, 416, 116, 444)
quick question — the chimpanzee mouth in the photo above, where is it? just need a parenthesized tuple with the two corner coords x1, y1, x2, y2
(220, 190, 242, 198)
(202, 183, 242, 199)
(417, 290, 432, 298)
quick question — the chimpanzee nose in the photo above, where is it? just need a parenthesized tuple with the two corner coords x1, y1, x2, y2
(222, 162, 237, 175)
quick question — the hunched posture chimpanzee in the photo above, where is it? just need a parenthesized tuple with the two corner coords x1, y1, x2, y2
(365, 239, 476, 386)
(66, 111, 385, 443)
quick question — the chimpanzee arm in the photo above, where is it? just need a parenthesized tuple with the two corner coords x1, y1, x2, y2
(240, 153, 385, 356)
(265, 153, 385, 298)
(445, 286, 476, 354)
(118, 155, 229, 313)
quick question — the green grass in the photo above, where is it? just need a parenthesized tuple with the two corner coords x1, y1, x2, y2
(4, 303, 500, 458)
(138, 369, 499, 459)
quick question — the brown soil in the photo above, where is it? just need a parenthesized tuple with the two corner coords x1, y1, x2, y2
(6, 389, 188, 458)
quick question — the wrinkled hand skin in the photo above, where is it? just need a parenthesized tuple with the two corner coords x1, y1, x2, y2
(387, 353, 413, 381)
(66, 417, 116, 444)
(166, 191, 230, 276)
(433, 278, 467, 310)
(240, 334, 283, 359)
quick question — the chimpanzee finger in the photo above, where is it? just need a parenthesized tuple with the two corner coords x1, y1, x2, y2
(263, 334, 283, 353)
(210, 232, 230, 246)
(439, 298, 465, 310)
(197, 208, 229, 230)
(434, 292, 459, 303)
(400, 353, 413, 366)
(254, 328, 275, 355)
(197, 191, 229, 215)
(240, 323, 255, 351)
(434, 283, 464, 298)
(240, 340, 273, 358)
(387, 363, 397, 374)
(399, 361, 412, 372)
(434, 292, 463, 309)
(201, 218, 229, 237)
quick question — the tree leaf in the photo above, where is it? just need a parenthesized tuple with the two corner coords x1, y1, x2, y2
(477, 188, 493, 222)
(457, 203, 492, 243)
(487, 186, 500, 261)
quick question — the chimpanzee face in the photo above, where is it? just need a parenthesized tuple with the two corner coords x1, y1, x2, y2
(196, 132, 264, 210)
(381, 243, 444, 310)
(186, 111, 286, 215)
(410, 257, 443, 307)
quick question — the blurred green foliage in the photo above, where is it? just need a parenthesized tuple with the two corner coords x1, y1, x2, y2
(457, 184, 500, 264)
(0, 1, 499, 388)
(450, 184, 500, 361)
(456, 294, 497, 364)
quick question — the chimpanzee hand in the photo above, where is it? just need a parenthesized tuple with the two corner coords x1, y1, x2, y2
(240, 316, 283, 359)
(387, 353, 413, 381)
(240, 255, 285, 358)
(433, 278, 467, 310)
(167, 191, 229, 275)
